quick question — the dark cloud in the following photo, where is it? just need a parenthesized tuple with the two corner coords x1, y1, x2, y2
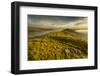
(28, 15, 87, 28)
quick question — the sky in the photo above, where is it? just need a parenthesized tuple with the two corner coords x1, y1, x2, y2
(28, 15, 88, 29)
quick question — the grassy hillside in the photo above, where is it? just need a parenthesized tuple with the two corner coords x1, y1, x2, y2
(28, 29, 88, 61)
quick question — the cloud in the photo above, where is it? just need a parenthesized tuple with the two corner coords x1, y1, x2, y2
(28, 15, 87, 29)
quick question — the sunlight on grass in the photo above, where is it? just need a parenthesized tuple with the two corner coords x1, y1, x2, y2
(28, 29, 88, 61)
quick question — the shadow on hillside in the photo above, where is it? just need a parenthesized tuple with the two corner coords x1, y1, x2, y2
(50, 36, 88, 55)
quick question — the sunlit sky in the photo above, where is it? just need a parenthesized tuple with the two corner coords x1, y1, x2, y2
(28, 15, 88, 29)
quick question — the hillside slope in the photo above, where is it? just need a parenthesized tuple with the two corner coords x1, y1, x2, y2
(28, 29, 88, 61)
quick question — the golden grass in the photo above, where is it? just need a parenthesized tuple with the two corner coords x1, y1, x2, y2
(28, 29, 88, 61)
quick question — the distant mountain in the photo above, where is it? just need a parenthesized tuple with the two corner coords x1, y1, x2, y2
(28, 29, 88, 61)
(28, 26, 54, 32)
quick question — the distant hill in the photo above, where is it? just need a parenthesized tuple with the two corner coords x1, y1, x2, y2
(28, 26, 54, 32)
(28, 29, 88, 61)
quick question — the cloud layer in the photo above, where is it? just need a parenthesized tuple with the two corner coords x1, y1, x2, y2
(28, 15, 88, 29)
